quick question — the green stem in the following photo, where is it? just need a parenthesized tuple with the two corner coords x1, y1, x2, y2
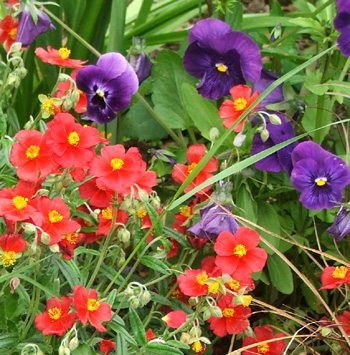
(314, 92, 325, 144)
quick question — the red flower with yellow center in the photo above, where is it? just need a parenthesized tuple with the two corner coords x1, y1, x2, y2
(78, 177, 115, 208)
(219, 84, 260, 132)
(177, 269, 209, 297)
(73, 285, 112, 332)
(96, 206, 129, 238)
(319, 265, 350, 290)
(34, 296, 77, 337)
(59, 231, 84, 260)
(0, 15, 18, 52)
(0, 233, 26, 268)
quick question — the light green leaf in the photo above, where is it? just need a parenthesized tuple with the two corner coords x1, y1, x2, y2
(140, 256, 171, 275)
(129, 307, 147, 346)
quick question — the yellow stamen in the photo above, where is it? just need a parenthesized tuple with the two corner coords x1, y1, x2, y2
(41, 98, 55, 116)
(333, 266, 348, 279)
(187, 162, 197, 174)
(233, 98, 247, 111)
(136, 209, 148, 218)
(110, 158, 124, 171)
(216, 63, 227, 73)
(179, 206, 191, 218)
(96, 89, 104, 98)
(192, 340, 204, 353)
(228, 278, 240, 291)
(233, 244, 247, 258)
(48, 307, 62, 320)
(26, 145, 40, 160)
(102, 207, 113, 220)
(315, 177, 327, 187)
(68, 132, 80, 147)
(59, 47, 71, 60)
(170, 288, 181, 299)
(242, 295, 252, 307)
(222, 308, 234, 317)
(257, 343, 270, 354)
(196, 272, 208, 286)
(66, 232, 78, 245)
(87, 298, 100, 311)
(13, 196, 28, 210)
(208, 281, 220, 294)
(2, 251, 16, 268)
(48, 210, 63, 223)
(9, 28, 17, 40)
(96, 185, 106, 191)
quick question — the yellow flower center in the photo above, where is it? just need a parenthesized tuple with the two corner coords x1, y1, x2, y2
(41, 98, 55, 115)
(242, 295, 252, 307)
(234, 244, 247, 258)
(333, 266, 348, 279)
(102, 207, 113, 220)
(136, 209, 148, 218)
(59, 47, 71, 60)
(187, 162, 197, 174)
(9, 28, 17, 40)
(208, 281, 220, 294)
(179, 206, 191, 218)
(192, 340, 204, 353)
(2, 251, 16, 268)
(87, 298, 100, 311)
(96, 89, 105, 98)
(110, 158, 124, 171)
(66, 232, 78, 244)
(48, 210, 63, 223)
(257, 343, 270, 354)
(233, 98, 247, 111)
(13, 196, 28, 210)
(68, 131, 80, 147)
(216, 63, 227, 73)
(26, 145, 40, 160)
(315, 177, 327, 187)
(196, 272, 208, 286)
(228, 278, 240, 291)
(222, 308, 235, 317)
(96, 185, 106, 191)
(170, 288, 181, 299)
(48, 307, 62, 320)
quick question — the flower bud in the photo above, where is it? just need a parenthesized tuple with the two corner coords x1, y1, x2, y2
(22, 223, 37, 235)
(62, 98, 74, 112)
(9, 42, 22, 53)
(269, 114, 282, 125)
(69, 337, 79, 351)
(17, 67, 27, 79)
(58, 73, 71, 82)
(49, 243, 60, 253)
(129, 295, 140, 308)
(233, 131, 246, 147)
(140, 290, 151, 306)
(202, 309, 212, 321)
(209, 127, 220, 141)
(260, 129, 269, 142)
(71, 89, 80, 103)
(271, 23, 282, 42)
(189, 325, 202, 338)
(180, 332, 191, 344)
(210, 306, 222, 318)
(118, 228, 130, 244)
(40, 232, 51, 245)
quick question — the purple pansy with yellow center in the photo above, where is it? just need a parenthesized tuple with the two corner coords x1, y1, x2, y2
(291, 142, 350, 210)
(334, 0, 350, 57)
(76, 52, 139, 124)
(183, 19, 262, 100)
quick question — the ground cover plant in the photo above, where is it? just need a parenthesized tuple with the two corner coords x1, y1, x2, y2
(1, 0, 350, 354)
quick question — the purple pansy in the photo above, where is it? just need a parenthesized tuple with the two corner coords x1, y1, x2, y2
(334, 0, 350, 57)
(327, 206, 350, 242)
(251, 114, 297, 174)
(188, 204, 239, 240)
(16, 7, 56, 47)
(76, 52, 139, 124)
(290, 141, 350, 210)
(183, 19, 262, 100)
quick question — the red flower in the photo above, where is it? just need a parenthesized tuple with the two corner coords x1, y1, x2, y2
(177, 269, 209, 297)
(172, 144, 218, 196)
(208, 293, 251, 337)
(58, 231, 84, 260)
(79, 177, 115, 208)
(73, 285, 112, 332)
(89, 145, 144, 192)
(96, 206, 129, 238)
(33, 196, 81, 245)
(162, 310, 187, 328)
(0, 233, 26, 268)
(319, 266, 350, 290)
(100, 339, 116, 354)
(0, 15, 18, 52)
(45, 113, 101, 169)
(34, 296, 77, 337)
(10, 130, 56, 182)
(242, 325, 286, 355)
(219, 85, 260, 132)
(338, 310, 350, 336)
(35, 46, 87, 68)
(166, 238, 180, 259)
(214, 227, 267, 278)
(146, 328, 155, 341)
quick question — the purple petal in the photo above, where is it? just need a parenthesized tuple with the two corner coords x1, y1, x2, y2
(327, 206, 350, 242)
(299, 185, 342, 210)
(338, 31, 350, 57)
(292, 141, 331, 166)
(188, 19, 231, 45)
(183, 43, 216, 78)
(291, 159, 319, 192)
(324, 155, 350, 189)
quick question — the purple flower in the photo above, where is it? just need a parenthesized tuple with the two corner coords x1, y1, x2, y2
(76, 52, 139, 124)
(183, 19, 262, 100)
(327, 206, 350, 242)
(291, 141, 350, 210)
(334, 0, 350, 57)
(188, 204, 239, 240)
(130, 52, 152, 84)
(16, 7, 56, 47)
(251, 114, 297, 174)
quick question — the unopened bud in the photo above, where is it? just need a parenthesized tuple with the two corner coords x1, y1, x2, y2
(140, 290, 151, 306)
(129, 296, 140, 308)
(188, 297, 198, 306)
(22, 223, 37, 234)
(49, 243, 60, 253)
(62, 98, 74, 112)
(10, 277, 20, 294)
(138, 189, 149, 202)
(17, 67, 27, 79)
(40, 232, 51, 245)
(58, 73, 71, 82)
(118, 228, 130, 244)
(260, 129, 269, 142)
(180, 332, 191, 344)
(233, 131, 246, 147)
(269, 114, 282, 125)
(189, 325, 202, 338)
(9, 42, 22, 53)
(210, 306, 222, 318)
(71, 89, 80, 103)
(209, 127, 220, 141)
(69, 337, 79, 351)
(202, 309, 212, 321)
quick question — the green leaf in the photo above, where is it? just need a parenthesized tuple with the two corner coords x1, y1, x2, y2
(236, 184, 258, 224)
(71, 344, 98, 355)
(152, 50, 196, 130)
(0, 107, 7, 136)
(288, 17, 324, 34)
(146, 342, 184, 355)
(166, 340, 191, 350)
(109, 320, 137, 346)
(304, 69, 329, 95)
(55, 258, 81, 288)
(116, 333, 128, 355)
(225, 1, 243, 30)
(140, 255, 171, 275)
(144, 200, 163, 236)
(129, 307, 147, 346)
(163, 226, 192, 249)
(0, 334, 16, 348)
(267, 254, 294, 295)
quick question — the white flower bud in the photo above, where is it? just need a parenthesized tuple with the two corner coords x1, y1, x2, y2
(260, 129, 270, 142)
(269, 114, 282, 125)
(40, 232, 51, 245)
(69, 337, 79, 350)
(233, 131, 247, 147)
(209, 127, 220, 141)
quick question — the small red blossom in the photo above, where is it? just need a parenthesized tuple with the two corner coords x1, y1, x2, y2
(100, 339, 116, 354)
(208, 293, 251, 337)
(338, 310, 350, 336)
(242, 325, 286, 355)
(35, 46, 87, 68)
(34, 296, 77, 337)
(162, 310, 187, 328)
(45, 113, 101, 169)
(79, 177, 115, 208)
(10, 129, 56, 182)
(319, 265, 350, 290)
(96, 206, 129, 238)
(146, 328, 155, 341)
(172, 144, 218, 195)
(0, 233, 26, 268)
(58, 231, 84, 260)
(177, 269, 209, 297)
(214, 227, 267, 278)
(73, 285, 112, 332)
(219, 85, 260, 132)
(166, 238, 180, 259)
(0, 15, 18, 52)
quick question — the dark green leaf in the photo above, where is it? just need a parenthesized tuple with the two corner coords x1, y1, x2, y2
(146, 342, 184, 355)
(140, 256, 171, 275)
(144, 200, 163, 236)
(116, 333, 128, 355)
(55, 258, 81, 288)
(163, 226, 192, 249)
(129, 307, 147, 346)
(267, 254, 294, 295)
(109, 320, 137, 346)
(72, 344, 98, 355)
